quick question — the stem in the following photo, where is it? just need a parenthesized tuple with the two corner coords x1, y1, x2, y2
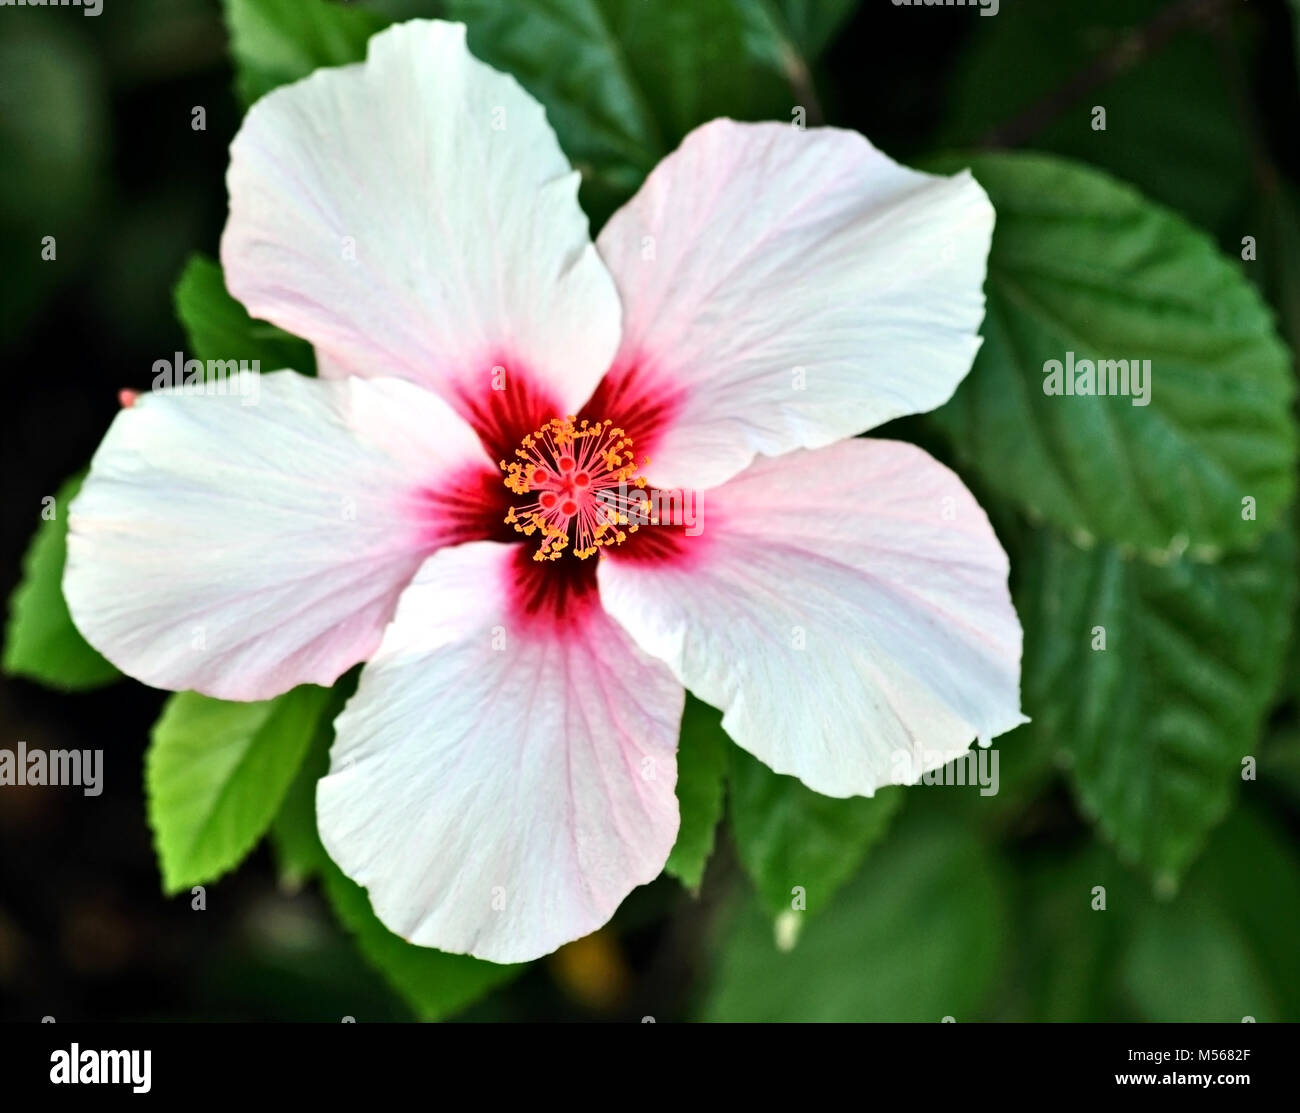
(782, 43, 826, 127)
(979, 0, 1239, 150)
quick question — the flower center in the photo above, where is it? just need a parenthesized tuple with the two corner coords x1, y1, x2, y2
(502, 416, 646, 561)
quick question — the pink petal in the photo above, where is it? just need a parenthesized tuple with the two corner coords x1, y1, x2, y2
(318, 541, 683, 963)
(598, 438, 1026, 797)
(221, 20, 621, 440)
(64, 373, 500, 701)
(594, 120, 994, 490)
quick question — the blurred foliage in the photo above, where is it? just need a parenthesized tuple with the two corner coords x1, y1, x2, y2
(939, 0, 1257, 238)
(5, 0, 1300, 1022)
(0, 23, 107, 342)
(703, 808, 1005, 1022)
(1011, 806, 1300, 1022)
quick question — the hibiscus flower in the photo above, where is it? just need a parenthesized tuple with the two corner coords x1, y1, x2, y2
(64, 20, 1024, 963)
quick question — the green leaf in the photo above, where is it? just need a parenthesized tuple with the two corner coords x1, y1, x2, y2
(267, 675, 354, 888)
(173, 252, 315, 373)
(728, 744, 902, 925)
(938, 0, 1254, 236)
(932, 152, 1295, 555)
(147, 685, 332, 893)
(759, 0, 859, 61)
(3, 473, 119, 690)
(734, 0, 858, 119)
(446, 0, 793, 224)
(702, 811, 1005, 1021)
(319, 860, 521, 1021)
(663, 695, 729, 890)
(222, 0, 389, 106)
(1018, 526, 1296, 885)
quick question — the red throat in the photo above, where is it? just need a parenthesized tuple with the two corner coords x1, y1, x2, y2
(436, 360, 700, 630)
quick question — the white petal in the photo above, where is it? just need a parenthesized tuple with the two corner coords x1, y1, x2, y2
(598, 439, 1025, 797)
(318, 541, 683, 963)
(595, 120, 994, 489)
(222, 19, 620, 422)
(65, 372, 497, 701)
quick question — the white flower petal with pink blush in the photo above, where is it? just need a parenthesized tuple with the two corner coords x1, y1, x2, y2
(63, 17, 1022, 965)
(592, 119, 995, 490)
(64, 371, 496, 701)
(221, 19, 621, 455)
(598, 439, 1026, 798)
(317, 541, 683, 963)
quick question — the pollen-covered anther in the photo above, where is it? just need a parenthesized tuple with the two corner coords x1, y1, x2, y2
(501, 416, 645, 560)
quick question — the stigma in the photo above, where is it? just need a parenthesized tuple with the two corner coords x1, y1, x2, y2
(501, 416, 647, 561)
